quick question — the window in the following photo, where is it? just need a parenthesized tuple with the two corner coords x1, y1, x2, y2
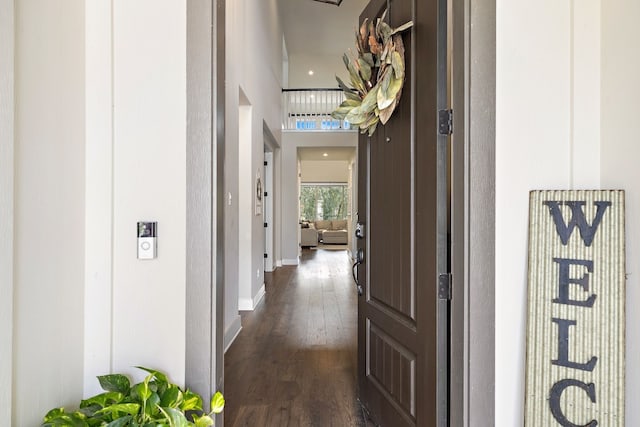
(300, 184, 348, 221)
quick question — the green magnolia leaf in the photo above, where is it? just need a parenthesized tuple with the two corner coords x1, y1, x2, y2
(377, 69, 392, 109)
(380, 42, 390, 63)
(340, 99, 361, 108)
(97, 375, 131, 394)
(193, 414, 214, 427)
(160, 385, 183, 408)
(210, 391, 225, 414)
(335, 76, 357, 96)
(378, 75, 402, 112)
(344, 91, 361, 102)
(345, 109, 371, 125)
(357, 57, 372, 81)
(331, 110, 348, 120)
(378, 21, 393, 42)
(361, 120, 379, 136)
(362, 53, 375, 68)
(391, 51, 404, 80)
(387, 76, 403, 100)
(391, 20, 414, 35)
(97, 403, 141, 417)
(180, 390, 203, 412)
(360, 85, 379, 111)
(375, 9, 388, 37)
(378, 97, 397, 125)
(80, 392, 124, 409)
(347, 61, 366, 94)
(367, 120, 379, 136)
(105, 416, 133, 427)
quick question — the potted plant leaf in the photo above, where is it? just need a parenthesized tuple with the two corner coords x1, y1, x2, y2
(42, 366, 224, 427)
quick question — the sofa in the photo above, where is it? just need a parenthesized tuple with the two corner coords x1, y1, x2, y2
(312, 219, 349, 245)
(300, 226, 318, 247)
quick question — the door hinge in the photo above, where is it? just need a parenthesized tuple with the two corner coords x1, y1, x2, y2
(438, 273, 452, 300)
(264, 191, 268, 197)
(438, 109, 453, 136)
(264, 253, 268, 259)
(264, 222, 268, 228)
(264, 161, 268, 166)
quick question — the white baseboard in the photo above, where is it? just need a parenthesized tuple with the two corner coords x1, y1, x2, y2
(282, 257, 299, 266)
(238, 283, 266, 311)
(238, 297, 253, 311)
(224, 315, 242, 353)
(276, 260, 283, 267)
(253, 283, 266, 308)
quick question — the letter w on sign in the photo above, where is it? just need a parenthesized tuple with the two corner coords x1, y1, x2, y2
(525, 190, 625, 427)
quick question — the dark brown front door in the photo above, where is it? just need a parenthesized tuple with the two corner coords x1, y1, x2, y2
(355, 0, 449, 426)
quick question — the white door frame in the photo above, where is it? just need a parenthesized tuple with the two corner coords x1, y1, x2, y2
(263, 151, 274, 272)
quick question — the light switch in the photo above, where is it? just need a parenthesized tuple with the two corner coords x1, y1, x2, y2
(137, 221, 157, 259)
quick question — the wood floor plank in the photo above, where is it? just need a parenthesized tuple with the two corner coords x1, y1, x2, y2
(225, 249, 376, 426)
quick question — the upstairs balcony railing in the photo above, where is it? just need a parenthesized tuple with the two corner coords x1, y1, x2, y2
(282, 88, 355, 131)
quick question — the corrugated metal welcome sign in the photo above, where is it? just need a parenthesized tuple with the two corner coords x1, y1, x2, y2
(525, 190, 625, 426)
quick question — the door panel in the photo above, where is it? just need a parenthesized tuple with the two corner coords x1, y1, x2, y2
(357, 0, 446, 425)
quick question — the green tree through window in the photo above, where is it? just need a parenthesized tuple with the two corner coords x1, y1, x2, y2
(300, 184, 348, 220)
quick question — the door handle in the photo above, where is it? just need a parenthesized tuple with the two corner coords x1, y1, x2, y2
(352, 248, 364, 296)
(355, 222, 365, 239)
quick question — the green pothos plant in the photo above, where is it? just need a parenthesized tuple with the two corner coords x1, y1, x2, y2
(331, 9, 413, 136)
(42, 367, 224, 427)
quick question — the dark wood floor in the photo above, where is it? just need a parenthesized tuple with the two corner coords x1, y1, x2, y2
(224, 248, 376, 427)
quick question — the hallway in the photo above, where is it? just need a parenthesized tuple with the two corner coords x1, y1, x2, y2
(225, 249, 374, 426)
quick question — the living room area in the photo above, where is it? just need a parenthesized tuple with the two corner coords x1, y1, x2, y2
(297, 146, 357, 253)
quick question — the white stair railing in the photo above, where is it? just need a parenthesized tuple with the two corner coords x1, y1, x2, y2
(282, 89, 354, 131)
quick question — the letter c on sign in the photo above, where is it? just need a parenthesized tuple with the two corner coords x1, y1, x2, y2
(549, 379, 598, 427)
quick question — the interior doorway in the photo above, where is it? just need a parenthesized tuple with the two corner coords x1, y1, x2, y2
(263, 150, 274, 273)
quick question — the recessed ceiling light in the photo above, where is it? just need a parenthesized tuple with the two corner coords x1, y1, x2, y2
(323, 153, 328, 157)
(308, 70, 314, 76)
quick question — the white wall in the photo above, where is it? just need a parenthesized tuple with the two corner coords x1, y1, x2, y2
(83, 0, 114, 395)
(0, 0, 14, 420)
(600, 0, 640, 422)
(10, 0, 205, 422)
(13, 1, 86, 425)
(288, 53, 349, 88)
(110, 0, 187, 383)
(495, 0, 640, 425)
(300, 160, 350, 183)
(225, 0, 283, 340)
(281, 131, 357, 262)
(237, 101, 254, 310)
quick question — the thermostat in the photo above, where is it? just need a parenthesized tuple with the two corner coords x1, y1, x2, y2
(137, 221, 157, 259)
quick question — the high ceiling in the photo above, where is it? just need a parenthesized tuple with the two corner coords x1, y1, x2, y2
(279, 0, 369, 56)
